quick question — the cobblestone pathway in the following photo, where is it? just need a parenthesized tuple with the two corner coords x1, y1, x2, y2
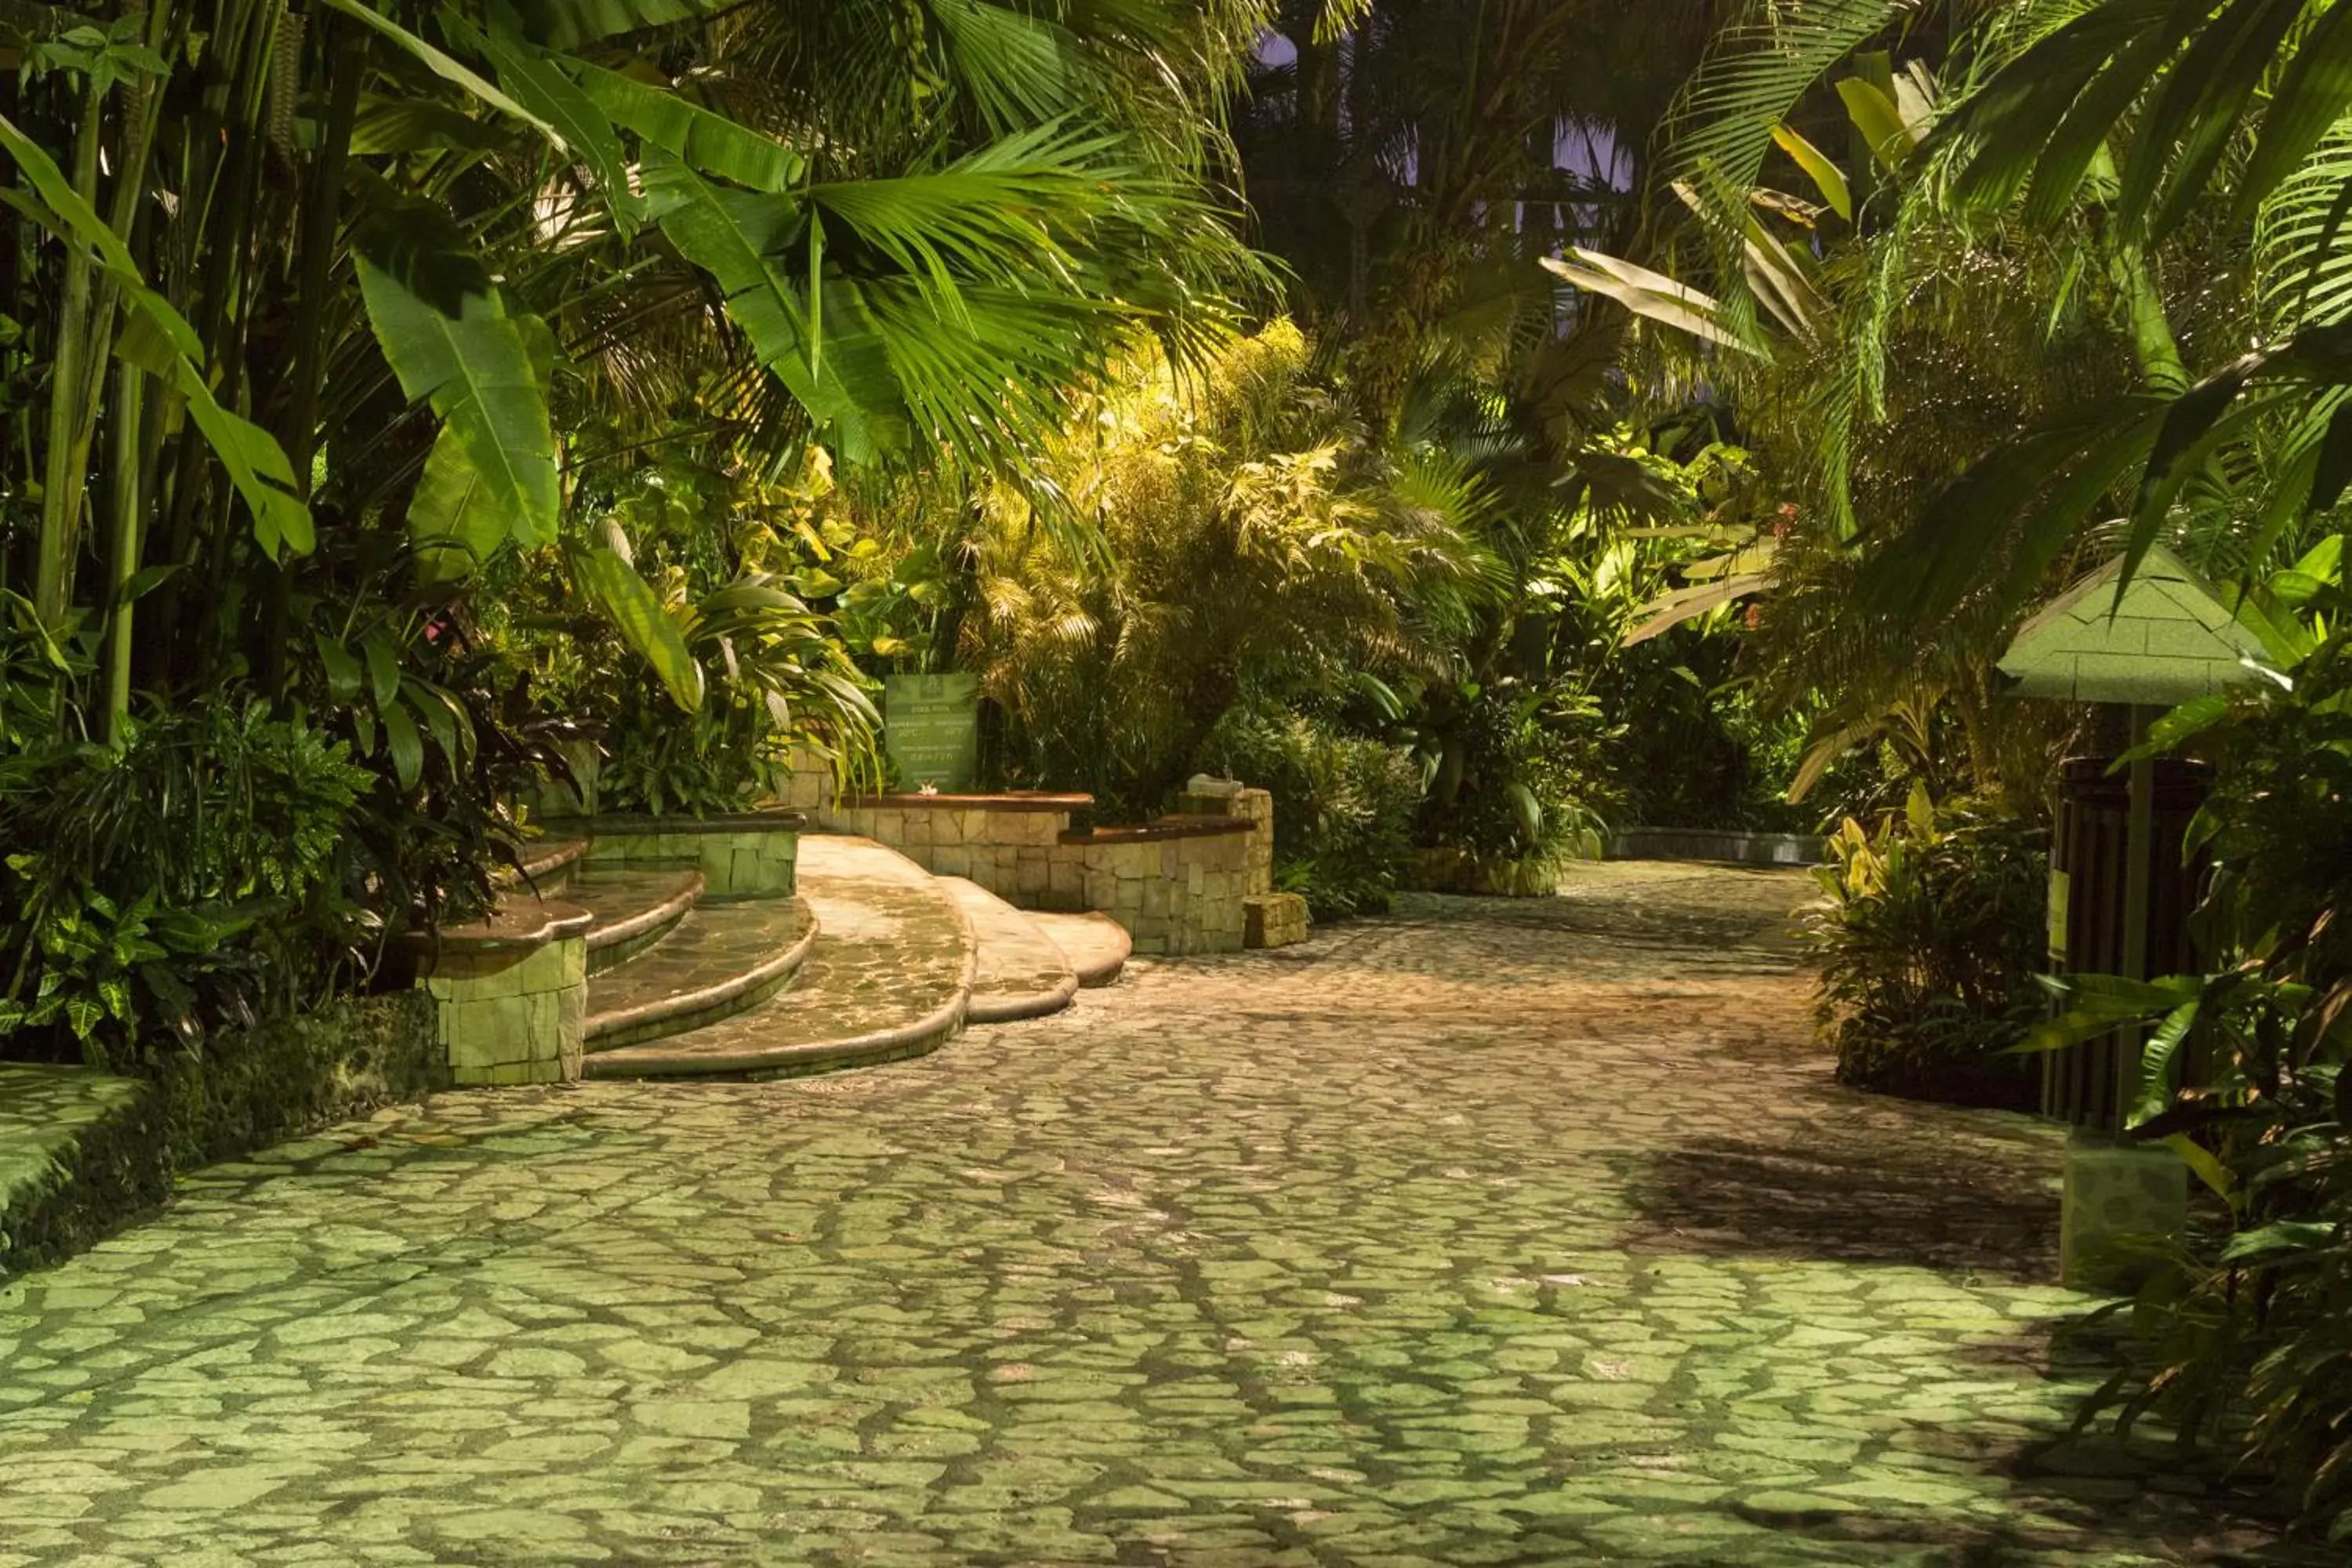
(0, 866, 2296, 1566)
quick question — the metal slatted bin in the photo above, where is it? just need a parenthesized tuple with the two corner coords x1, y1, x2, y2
(2044, 757, 2212, 1130)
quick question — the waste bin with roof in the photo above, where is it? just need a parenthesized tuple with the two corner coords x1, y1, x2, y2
(1994, 544, 2270, 1287)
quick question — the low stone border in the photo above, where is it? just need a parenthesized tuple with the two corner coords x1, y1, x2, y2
(568, 811, 805, 901)
(0, 1066, 167, 1279)
(1, 992, 442, 1279)
(839, 791, 1090, 814)
(1029, 911, 1131, 987)
(964, 971, 1081, 1025)
(1606, 828, 1827, 866)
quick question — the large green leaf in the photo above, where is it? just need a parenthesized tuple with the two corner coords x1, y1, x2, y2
(638, 151, 881, 454)
(1942, 0, 2352, 244)
(1939, 0, 2181, 213)
(380, 697, 424, 791)
(318, 0, 554, 141)
(2239, 0, 2352, 219)
(1834, 77, 1916, 169)
(350, 96, 523, 155)
(0, 111, 311, 557)
(931, 0, 1083, 130)
(2115, 0, 2306, 241)
(573, 546, 705, 713)
(570, 60, 803, 192)
(481, 23, 633, 222)
(1771, 124, 1851, 222)
(1541, 250, 1758, 356)
(804, 126, 1123, 297)
(506, 0, 734, 49)
(351, 174, 561, 550)
(406, 425, 506, 581)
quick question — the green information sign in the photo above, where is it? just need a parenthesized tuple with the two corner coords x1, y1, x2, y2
(884, 673, 980, 790)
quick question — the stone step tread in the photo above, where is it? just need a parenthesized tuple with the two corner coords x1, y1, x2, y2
(584, 897, 817, 1048)
(583, 836, 974, 1080)
(568, 866, 707, 954)
(938, 877, 1078, 1024)
(501, 837, 586, 891)
(1025, 910, 1131, 988)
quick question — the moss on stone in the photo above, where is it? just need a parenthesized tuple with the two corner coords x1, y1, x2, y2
(2, 992, 444, 1279)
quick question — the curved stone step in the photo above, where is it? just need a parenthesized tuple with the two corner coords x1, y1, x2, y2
(583, 897, 818, 1053)
(498, 836, 586, 897)
(1026, 909, 1131, 987)
(939, 877, 1079, 1024)
(571, 866, 706, 975)
(583, 836, 974, 1080)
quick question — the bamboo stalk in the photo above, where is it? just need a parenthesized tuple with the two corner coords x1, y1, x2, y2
(101, 364, 143, 746)
(33, 82, 103, 629)
(260, 11, 363, 702)
(93, 2, 169, 740)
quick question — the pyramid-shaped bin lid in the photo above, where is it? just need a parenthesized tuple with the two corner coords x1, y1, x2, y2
(1997, 544, 2272, 704)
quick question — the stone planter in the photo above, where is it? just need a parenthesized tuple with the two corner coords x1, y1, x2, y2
(575, 810, 806, 901)
(410, 901, 593, 1087)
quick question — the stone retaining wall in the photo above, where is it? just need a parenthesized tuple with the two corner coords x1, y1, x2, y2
(1, 992, 442, 1279)
(1062, 823, 1254, 956)
(808, 782, 1276, 957)
(575, 812, 802, 899)
(1606, 828, 1827, 866)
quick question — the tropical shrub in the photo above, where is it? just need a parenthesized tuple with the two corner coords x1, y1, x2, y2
(0, 704, 375, 1067)
(1807, 786, 2045, 1111)
(0, 0, 1265, 1068)
(2030, 629, 2352, 1540)
(843, 321, 1494, 818)
(498, 455, 880, 818)
(1413, 679, 1610, 889)
(1197, 699, 1422, 919)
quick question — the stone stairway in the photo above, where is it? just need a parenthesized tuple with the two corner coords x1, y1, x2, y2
(478, 831, 1124, 1084)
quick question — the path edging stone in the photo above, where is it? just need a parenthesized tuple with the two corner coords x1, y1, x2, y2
(2, 990, 443, 1279)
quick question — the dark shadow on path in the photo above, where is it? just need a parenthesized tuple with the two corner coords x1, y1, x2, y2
(1619, 1131, 2061, 1280)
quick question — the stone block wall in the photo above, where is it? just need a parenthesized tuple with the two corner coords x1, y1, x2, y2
(1179, 780, 1275, 898)
(782, 746, 834, 814)
(813, 792, 1261, 956)
(1244, 892, 1310, 949)
(419, 933, 588, 1087)
(1069, 828, 1253, 955)
(583, 818, 800, 900)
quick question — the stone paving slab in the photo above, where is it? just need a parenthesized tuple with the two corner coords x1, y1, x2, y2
(940, 877, 1080, 1024)
(0, 1065, 162, 1276)
(585, 836, 973, 1080)
(584, 895, 818, 1052)
(1027, 909, 1132, 987)
(572, 865, 706, 975)
(0, 862, 2314, 1565)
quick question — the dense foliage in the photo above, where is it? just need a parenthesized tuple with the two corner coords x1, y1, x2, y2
(0, 0, 1265, 1065)
(14, 1, 2352, 1534)
(1809, 787, 2046, 1110)
(1595, 0, 2352, 1539)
